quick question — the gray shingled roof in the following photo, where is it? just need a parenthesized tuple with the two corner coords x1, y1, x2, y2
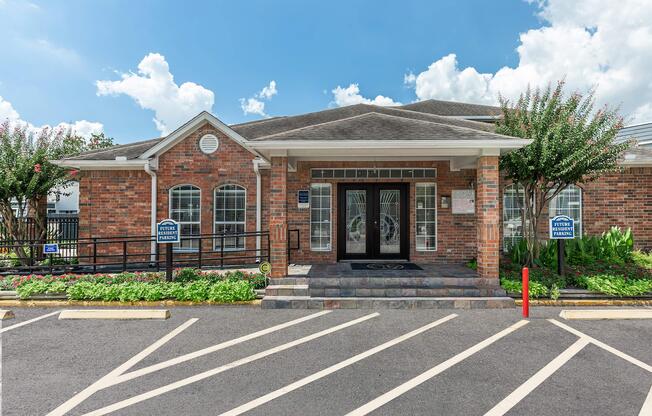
(64, 100, 506, 161)
(622, 146, 652, 163)
(397, 99, 501, 117)
(616, 122, 652, 146)
(250, 112, 513, 142)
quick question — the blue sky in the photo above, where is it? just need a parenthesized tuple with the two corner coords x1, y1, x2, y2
(2, 0, 651, 144)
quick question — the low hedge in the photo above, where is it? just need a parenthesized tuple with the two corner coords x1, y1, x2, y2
(16, 279, 256, 302)
(7, 268, 264, 302)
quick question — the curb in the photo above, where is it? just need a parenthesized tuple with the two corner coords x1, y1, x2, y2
(559, 309, 652, 320)
(0, 299, 261, 308)
(59, 309, 170, 320)
(516, 299, 652, 306)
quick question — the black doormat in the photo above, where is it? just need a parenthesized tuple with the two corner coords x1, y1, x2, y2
(350, 262, 423, 271)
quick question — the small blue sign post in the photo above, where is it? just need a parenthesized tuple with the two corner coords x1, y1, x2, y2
(549, 215, 575, 276)
(157, 219, 180, 281)
(43, 243, 60, 254)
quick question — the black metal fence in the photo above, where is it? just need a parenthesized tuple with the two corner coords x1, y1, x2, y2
(0, 215, 79, 244)
(0, 229, 299, 275)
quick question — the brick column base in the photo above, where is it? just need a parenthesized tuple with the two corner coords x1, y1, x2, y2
(476, 155, 500, 281)
(269, 156, 288, 278)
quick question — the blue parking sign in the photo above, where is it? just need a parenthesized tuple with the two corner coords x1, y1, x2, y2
(550, 215, 575, 239)
(43, 243, 59, 254)
(157, 219, 180, 243)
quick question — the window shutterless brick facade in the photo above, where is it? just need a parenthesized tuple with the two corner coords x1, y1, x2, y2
(77, 123, 652, 273)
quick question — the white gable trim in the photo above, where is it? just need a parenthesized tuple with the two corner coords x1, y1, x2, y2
(138, 111, 265, 160)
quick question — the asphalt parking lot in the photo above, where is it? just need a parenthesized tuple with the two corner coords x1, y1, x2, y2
(2, 306, 651, 416)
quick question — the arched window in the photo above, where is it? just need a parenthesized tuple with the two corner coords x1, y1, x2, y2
(214, 184, 246, 251)
(549, 184, 582, 237)
(169, 185, 201, 251)
(503, 183, 526, 250)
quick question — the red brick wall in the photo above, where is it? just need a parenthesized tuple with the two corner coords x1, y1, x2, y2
(286, 160, 477, 264)
(498, 167, 652, 252)
(269, 157, 289, 277)
(155, 122, 260, 265)
(476, 156, 500, 280)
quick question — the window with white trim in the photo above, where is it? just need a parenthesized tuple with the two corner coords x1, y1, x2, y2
(415, 183, 437, 251)
(549, 184, 582, 237)
(169, 185, 200, 251)
(503, 183, 526, 250)
(310, 183, 331, 251)
(214, 184, 246, 250)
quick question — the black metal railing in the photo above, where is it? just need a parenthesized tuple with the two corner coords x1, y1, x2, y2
(0, 229, 299, 275)
(0, 215, 79, 245)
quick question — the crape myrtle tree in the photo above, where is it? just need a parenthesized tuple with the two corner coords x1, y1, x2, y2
(496, 81, 631, 266)
(0, 121, 114, 263)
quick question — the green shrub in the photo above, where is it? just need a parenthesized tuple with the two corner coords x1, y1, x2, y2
(578, 274, 652, 297)
(499, 278, 549, 298)
(16, 281, 50, 299)
(174, 268, 201, 282)
(632, 251, 652, 270)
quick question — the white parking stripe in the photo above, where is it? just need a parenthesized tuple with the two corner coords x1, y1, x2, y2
(549, 319, 652, 373)
(47, 318, 198, 416)
(484, 338, 590, 416)
(345, 320, 529, 416)
(219, 314, 458, 416)
(640, 385, 652, 416)
(0, 311, 60, 334)
(114, 310, 332, 384)
(82, 313, 380, 416)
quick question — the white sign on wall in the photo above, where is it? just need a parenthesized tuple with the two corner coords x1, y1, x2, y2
(452, 189, 475, 214)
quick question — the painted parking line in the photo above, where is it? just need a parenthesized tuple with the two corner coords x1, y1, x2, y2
(483, 338, 591, 416)
(113, 310, 332, 384)
(82, 313, 380, 416)
(640, 385, 652, 416)
(548, 319, 652, 373)
(0, 311, 60, 334)
(345, 320, 530, 416)
(219, 313, 458, 416)
(560, 309, 652, 320)
(46, 318, 199, 416)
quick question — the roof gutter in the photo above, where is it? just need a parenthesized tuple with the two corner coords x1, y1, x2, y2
(51, 159, 149, 170)
(248, 139, 531, 150)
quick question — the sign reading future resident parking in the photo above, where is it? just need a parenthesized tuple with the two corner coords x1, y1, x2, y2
(297, 190, 310, 209)
(550, 215, 575, 239)
(43, 243, 60, 254)
(157, 219, 180, 243)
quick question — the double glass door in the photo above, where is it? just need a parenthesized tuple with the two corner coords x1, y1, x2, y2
(337, 183, 408, 260)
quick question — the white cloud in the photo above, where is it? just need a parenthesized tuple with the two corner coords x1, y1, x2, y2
(240, 80, 278, 117)
(331, 83, 401, 107)
(0, 95, 103, 138)
(406, 0, 652, 123)
(240, 97, 267, 117)
(96, 53, 215, 135)
(259, 80, 277, 100)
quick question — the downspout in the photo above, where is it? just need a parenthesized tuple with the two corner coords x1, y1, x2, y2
(253, 158, 262, 262)
(144, 159, 157, 263)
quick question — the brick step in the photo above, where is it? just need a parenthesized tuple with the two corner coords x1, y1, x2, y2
(309, 277, 490, 289)
(309, 286, 506, 298)
(261, 296, 515, 309)
(265, 284, 309, 297)
(269, 277, 309, 285)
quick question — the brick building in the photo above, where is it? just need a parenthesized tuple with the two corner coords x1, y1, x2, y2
(55, 100, 652, 307)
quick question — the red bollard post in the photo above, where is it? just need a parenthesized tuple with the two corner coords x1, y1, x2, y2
(522, 267, 529, 318)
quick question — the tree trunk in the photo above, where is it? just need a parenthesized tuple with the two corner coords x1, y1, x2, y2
(31, 195, 48, 261)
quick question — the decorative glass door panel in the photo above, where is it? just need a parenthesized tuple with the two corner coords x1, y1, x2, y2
(379, 190, 400, 254)
(345, 190, 367, 254)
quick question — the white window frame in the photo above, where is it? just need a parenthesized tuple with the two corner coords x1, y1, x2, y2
(415, 183, 437, 252)
(549, 184, 583, 237)
(168, 184, 201, 252)
(213, 184, 247, 251)
(503, 183, 526, 251)
(310, 183, 332, 252)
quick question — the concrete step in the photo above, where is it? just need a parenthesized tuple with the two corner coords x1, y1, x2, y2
(261, 296, 515, 309)
(308, 286, 506, 298)
(269, 277, 309, 285)
(308, 277, 486, 289)
(265, 284, 309, 297)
